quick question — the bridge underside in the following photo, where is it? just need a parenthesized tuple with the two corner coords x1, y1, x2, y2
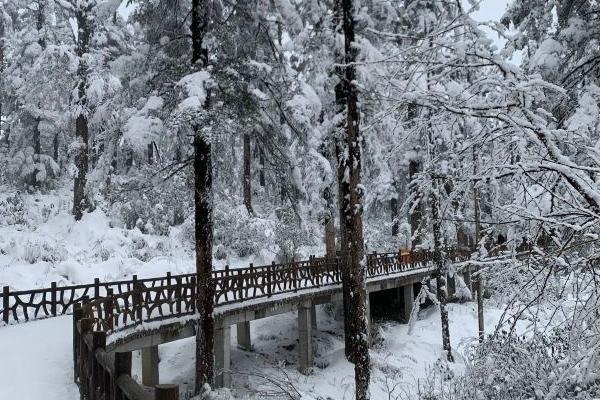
(104, 269, 437, 388)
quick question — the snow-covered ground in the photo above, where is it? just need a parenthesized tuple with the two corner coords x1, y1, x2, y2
(0, 185, 504, 399)
(0, 186, 292, 292)
(0, 315, 79, 400)
(0, 300, 501, 400)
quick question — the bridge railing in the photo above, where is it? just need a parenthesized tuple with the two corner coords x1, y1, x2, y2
(81, 251, 447, 334)
(74, 305, 179, 400)
(1, 249, 471, 327)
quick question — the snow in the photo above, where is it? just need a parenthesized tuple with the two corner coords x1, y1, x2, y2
(117, 303, 505, 399)
(0, 301, 500, 400)
(0, 315, 79, 400)
(0, 185, 281, 292)
(177, 71, 212, 114)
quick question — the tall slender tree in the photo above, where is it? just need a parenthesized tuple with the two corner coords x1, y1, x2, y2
(335, 0, 371, 398)
(73, 0, 93, 220)
(191, 0, 215, 391)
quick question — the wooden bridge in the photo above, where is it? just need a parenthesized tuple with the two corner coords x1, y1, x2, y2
(2, 249, 471, 399)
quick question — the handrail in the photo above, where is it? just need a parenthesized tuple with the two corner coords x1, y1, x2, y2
(2, 249, 472, 326)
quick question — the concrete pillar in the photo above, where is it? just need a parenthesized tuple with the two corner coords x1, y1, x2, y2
(215, 322, 231, 388)
(311, 305, 317, 330)
(298, 305, 313, 374)
(236, 321, 251, 351)
(142, 345, 159, 387)
(402, 284, 415, 323)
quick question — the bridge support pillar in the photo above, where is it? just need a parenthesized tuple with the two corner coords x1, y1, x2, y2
(311, 305, 317, 330)
(236, 321, 251, 351)
(215, 322, 231, 388)
(298, 304, 313, 374)
(142, 345, 159, 387)
(402, 285, 414, 323)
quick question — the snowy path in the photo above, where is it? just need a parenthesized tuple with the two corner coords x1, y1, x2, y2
(0, 316, 79, 400)
(0, 303, 502, 399)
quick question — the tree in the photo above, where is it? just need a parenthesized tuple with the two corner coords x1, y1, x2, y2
(335, 0, 371, 398)
(72, 0, 93, 220)
(190, 0, 215, 391)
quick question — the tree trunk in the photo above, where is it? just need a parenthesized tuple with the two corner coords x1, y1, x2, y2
(0, 3, 4, 143)
(409, 159, 422, 249)
(73, 2, 91, 221)
(391, 196, 399, 237)
(324, 186, 336, 259)
(53, 134, 59, 163)
(191, 0, 215, 392)
(243, 133, 253, 214)
(334, 52, 352, 363)
(259, 146, 266, 187)
(336, 0, 370, 398)
(32, 0, 46, 187)
(147, 142, 154, 165)
(431, 179, 454, 362)
(473, 146, 484, 342)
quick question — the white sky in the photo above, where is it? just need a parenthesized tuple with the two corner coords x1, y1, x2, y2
(471, 0, 523, 65)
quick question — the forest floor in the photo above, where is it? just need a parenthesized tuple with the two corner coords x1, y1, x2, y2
(0, 185, 305, 291)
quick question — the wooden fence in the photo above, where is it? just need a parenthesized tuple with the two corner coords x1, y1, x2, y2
(2, 249, 469, 327)
(73, 303, 180, 400)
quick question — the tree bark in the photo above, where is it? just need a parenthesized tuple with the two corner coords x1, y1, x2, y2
(243, 133, 253, 214)
(191, 0, 215, 392)
(409, 159, 422, 249)
(473, 146, 484, 342)
(259, 146, 265, 187)
(335, 0, 370, 398)
(32, 0, 46, 187)
(0, 3, 6, 148)
(391, 196, 399, 237)
(72, 1, 91, 221)
(431, 179, 454, 362)
(324, 186, 337, 258)
(333, 22, 352, 363)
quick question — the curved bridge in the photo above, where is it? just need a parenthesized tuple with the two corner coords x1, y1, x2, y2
(2, 249, 471, 395)
(76, 250, 468, 389)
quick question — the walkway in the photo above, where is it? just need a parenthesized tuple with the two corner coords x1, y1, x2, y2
(0, 315, 79, 400)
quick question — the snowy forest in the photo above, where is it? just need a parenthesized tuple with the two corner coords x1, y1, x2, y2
(1, 0, 600, 399)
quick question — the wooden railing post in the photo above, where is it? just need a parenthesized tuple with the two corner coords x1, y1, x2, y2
(2, 286, 9, 324)
(105, 289, 114, 331)
(155, 384, 179, 400)
(267, 262, 274, 297)
(133, 276, 143, 321)
(293, 260, 298, 292)
(78, 317, 92, 400)
(90, 331, 106, 400)
(237, 270, 244, 300)
(249, 263, 254, 296)
(94, 278, 100, 299)
(113, 352, 132, 400)
(175, 276, 182, 315)
(51, 281, 57, 317)
(73, 302, 83, 383)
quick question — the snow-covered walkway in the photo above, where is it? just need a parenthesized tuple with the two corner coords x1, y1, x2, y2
(0, 302, 502, 399)
(0, 316, 79, 400)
